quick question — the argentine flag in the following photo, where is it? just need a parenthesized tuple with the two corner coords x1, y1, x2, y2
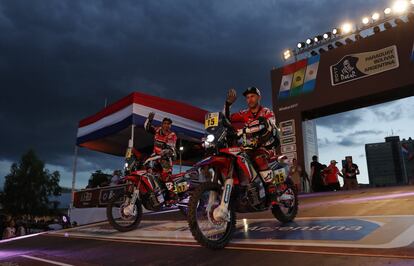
(303, 55, 320, 93)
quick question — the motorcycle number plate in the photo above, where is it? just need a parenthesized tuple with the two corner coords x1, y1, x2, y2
(273, 168, 286, 184)
(175, 182, 188, 193)
(205, 112, 219, 129)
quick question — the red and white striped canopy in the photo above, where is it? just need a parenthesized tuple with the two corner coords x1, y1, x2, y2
(76, 92, 208, 157)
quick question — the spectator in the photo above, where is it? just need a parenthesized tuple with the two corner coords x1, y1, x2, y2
(342, 156, 360, 190)
(302, 170, 311, 193)
(290, 158, 302, 192)
(310, 155, 325, 192)
(324, 160, 343, 191)
(16, 220, 26, 236)
(110, 170, 121, 186)
(2, 219, 16, 239)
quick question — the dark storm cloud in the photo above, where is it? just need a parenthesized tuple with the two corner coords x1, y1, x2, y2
(351, 130, 385, 136)
(370, 106, 403, 122)
(0, 0, 388, 175)
(338, 138, 362, 147)
(316, 112, 364, 132)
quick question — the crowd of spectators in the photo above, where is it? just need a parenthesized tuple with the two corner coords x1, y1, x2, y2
(0, 215, 74, 240)
(288, 155, 360, 193)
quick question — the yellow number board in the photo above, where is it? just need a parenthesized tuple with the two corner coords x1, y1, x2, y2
(205, 112, 219, 129)
(175, 182, 188, 193)
(125, 148, 132, 158)
(273, 168, 286, 184)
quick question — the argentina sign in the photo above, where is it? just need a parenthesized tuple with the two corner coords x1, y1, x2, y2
(330, 45, 399, 86)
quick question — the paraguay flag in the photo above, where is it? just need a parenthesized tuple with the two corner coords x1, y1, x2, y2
(401, 143, 414, 161)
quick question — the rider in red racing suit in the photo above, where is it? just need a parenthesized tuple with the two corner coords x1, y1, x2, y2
(224, 87, 280, 183)
(144, 112, 177, 185)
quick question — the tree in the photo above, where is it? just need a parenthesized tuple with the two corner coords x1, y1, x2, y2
(1, 150, 61, 217)
(87, 170, 111, 188)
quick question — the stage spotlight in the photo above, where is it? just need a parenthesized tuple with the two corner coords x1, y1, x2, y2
(362, 17, 370, 25)
(318, 48, 326, 54)
(297, 42, 305, 49)
(310, 50, 318, 56)
(384, 7, 392, 15)
(306, 38, 314, 45)
(332, 28, 340, 35)
(394, 18, 405, 25)
(341, 23, 353, 34)
(327, 44, 334, 50)
(323, 32, 332, 39)
(335, 41, 343, 47)
(345, 38, 354, 44)
(373, 26, 381, 34)
(384, 22, 393, 29)
(372, 12, 380, 21)
(314, 35, 323, 42)
(355, 34, 363, 41)
(393, 0, 409, 14)
(283, 49, 292, 61)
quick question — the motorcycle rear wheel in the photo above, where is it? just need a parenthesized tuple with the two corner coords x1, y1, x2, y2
(271, 182, 298, 223)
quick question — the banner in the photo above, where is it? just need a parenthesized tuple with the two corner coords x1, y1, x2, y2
(330, 45, 399, 86)
(279, 56, 320, 100)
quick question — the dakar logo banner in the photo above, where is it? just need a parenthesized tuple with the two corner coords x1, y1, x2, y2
(330, 45, 399, 86)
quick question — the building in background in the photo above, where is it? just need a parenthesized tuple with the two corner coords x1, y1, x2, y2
(365, 136, 414, 186)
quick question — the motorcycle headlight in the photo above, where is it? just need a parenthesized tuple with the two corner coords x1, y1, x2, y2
(206, 134, 215, 143)
(124, 162, 129, 169)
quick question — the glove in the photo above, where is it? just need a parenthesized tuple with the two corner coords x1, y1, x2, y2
(148, 112, 155, 121)
(226, 88, 237, 105)
(161, 148, 173, 158)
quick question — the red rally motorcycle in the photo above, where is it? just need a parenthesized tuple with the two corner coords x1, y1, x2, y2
(187, 112, 298, 249)
(106, 141, 197, 232)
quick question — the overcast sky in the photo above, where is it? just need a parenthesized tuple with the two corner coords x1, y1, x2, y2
(0, 0, 412, 189)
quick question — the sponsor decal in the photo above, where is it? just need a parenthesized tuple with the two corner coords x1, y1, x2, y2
(283, 152, 297, 163)
(80, 192, 93, 202)
(280, 136, 296, 145)
(278, 103, 298, 112)
(281, 144, 297, 153)
(224, 184, 231, 203)
(330, 45, 399, 86)
(99, 186, 126, 205)
(233, 219, 379, 241)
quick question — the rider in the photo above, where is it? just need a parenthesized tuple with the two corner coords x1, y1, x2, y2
(224, 87, 280, 179)
(144, 112, 177, 191)
(213, 87, 280, 221)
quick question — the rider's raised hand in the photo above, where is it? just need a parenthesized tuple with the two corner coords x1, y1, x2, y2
(148, 112, 155, 121)
(226, 88, 237, 105)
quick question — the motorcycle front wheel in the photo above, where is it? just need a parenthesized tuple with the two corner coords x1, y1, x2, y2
(187, 182, 236, 249)
(106, 192, 143, 232)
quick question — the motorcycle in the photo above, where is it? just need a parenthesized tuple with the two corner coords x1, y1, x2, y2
(106, 141, 197, 232)
(187, 112, 298, 249)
